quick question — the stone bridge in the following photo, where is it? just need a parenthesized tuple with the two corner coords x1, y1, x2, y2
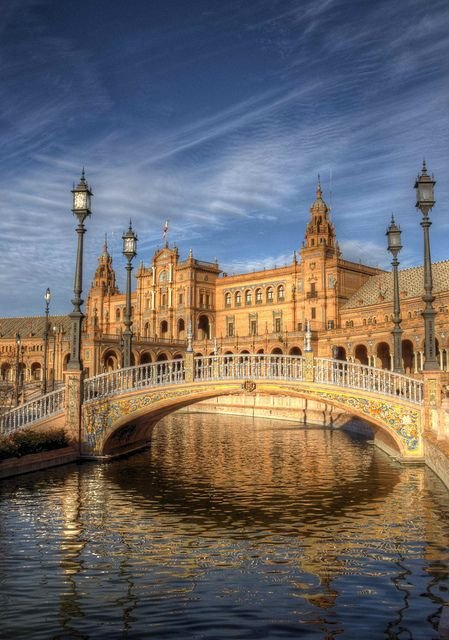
(1, 352, 436, 463)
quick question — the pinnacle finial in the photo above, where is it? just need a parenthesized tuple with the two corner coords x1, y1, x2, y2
(317, 173, 322, 197)
(129, 218, 133, 230)
(391, 213, 395, 223)
(81, 167, 86, 182)
(103, 233, 108, 254)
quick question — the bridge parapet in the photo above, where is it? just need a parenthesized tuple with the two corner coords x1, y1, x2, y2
(83, 360, 185, 403)
(0, 387, 65, 435)
(0, 354, 424, 439)
(313, 358, 423, 404)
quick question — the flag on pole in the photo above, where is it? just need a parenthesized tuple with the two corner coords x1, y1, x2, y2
(163, 220, 169, 239)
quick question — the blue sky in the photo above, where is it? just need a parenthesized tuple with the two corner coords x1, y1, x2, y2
(1, 0, 449, 316)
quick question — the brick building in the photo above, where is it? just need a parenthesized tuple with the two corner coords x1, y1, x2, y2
(1, 179, 448, 400)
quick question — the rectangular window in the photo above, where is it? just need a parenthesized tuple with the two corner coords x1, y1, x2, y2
(250, 320, 257, 336)
(227, 322, 234, 337)
(178, 293, 183, 305)
(311, 307, 316, 319)
(275, 318, 282, 333)
(297, 322, 302, 331)
(327, 320, 334, 330)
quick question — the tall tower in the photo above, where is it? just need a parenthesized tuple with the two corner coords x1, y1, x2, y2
(86, 237, 119, 334)
(92, 236, 118, 293)
(303, 176, 337, 253)
(300, 177, 340, 333)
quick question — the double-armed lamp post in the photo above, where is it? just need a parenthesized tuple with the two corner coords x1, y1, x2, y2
(122, 222, 138, 368)
(42, 287, 51, 394)
(386, 216, 403, 374)
(415, 161, 439, 370)
(68, 170, 92, 372)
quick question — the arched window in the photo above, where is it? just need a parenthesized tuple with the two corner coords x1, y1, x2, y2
(115, 308, 121, 321)
(160, 320, 168, 336)
(225, 292, 231, 307)
(245, 290, 252, 305)
(255, 288, 262, 304)
(277, 285, 285, 301)
(235, 291, 242, 306)
(266, 287, 273, 303)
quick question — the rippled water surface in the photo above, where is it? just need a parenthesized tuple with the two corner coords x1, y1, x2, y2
(1, 413, 449, 639)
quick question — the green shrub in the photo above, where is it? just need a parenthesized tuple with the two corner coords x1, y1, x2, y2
(0, 428, 68, 461)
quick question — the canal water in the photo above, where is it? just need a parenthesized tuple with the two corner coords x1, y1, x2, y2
(1, 413, 449, 640)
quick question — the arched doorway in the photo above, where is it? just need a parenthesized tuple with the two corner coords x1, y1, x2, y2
(160, 321, 168, 338)
(1, 363, 11, 381)
(354, 344, 368, 366)
(271, 347, 283, 355)
(177, 318, 185, 339)
(289, 347, 302, 356)
(376, 342, 391, 370)
(103, 350, 120, 372)
(156, 353, 168, 362)
(63, 353, 70, 371)
(31, 362, 42, 382)
(140, 352, 152, 365)
(402, 339, 414, 374)
(198, 315, 211, 340)
(333, 346, 346, 361)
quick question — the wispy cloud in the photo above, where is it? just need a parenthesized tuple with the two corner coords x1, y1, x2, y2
(0, 0, 449, 315)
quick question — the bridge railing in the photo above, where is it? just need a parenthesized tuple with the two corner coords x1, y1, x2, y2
(194, 354, 304, 381)
(0, 387, 66, 436)
(313, 358, 423, 404)
(83, 359, 185, 402)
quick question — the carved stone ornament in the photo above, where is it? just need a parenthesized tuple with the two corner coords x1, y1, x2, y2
(242, 380, 256, 392)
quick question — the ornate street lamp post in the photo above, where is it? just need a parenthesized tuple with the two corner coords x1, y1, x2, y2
(15, 333, 21, 406)
(415, 161, 439, 370)
(68, 170, 92, 371)
(386, 215, 403, 373)
(42, 287, 51, 394)
(122, 221, 138, 368)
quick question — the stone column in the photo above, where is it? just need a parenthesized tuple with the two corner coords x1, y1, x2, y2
(64, 370, 84, 453)
(184, 351, 194, 383)
(422, 370, 444, 437)
(303, 350, 314, 382)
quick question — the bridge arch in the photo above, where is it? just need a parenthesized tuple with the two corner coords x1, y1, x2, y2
(94, 381, 412, 460)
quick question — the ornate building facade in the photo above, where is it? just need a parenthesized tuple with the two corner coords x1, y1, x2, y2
(1, 180, 449, 402)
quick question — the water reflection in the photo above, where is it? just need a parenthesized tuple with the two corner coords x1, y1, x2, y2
(0, 413, 449, 639)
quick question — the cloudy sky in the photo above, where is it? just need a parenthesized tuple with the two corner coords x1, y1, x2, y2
(1, 0, 449, 316)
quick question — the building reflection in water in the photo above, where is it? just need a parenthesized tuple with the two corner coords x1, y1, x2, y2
(1, 412, 449, 639)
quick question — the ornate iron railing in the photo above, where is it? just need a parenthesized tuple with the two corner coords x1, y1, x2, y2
(313, 357, 423, 404)
(0, 355, 424, 436)
(0, 388, 66, 435)
(194, 354, 304, 382)
(83, 359, 185, 402)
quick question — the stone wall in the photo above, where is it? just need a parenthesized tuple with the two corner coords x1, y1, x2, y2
(181, 393, 357, 429)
